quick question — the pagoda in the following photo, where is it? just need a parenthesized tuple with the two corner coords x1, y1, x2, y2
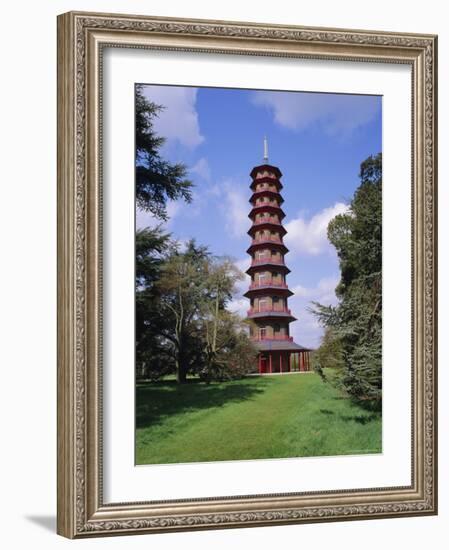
(244, 138, 311, 374)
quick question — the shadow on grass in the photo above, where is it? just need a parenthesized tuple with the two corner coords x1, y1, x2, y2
(330, 394, 382, 413)
(319, 407, 379, 425)
(136, 377, 273, 429)
(319, 408, 335, 416)
(340, 413, 379, 425)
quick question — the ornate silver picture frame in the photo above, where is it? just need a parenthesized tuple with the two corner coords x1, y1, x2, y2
(57, 11, 437, 538)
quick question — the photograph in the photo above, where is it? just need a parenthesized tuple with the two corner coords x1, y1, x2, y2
(134, 83, 383, 466)
(55, 9, 437, 538)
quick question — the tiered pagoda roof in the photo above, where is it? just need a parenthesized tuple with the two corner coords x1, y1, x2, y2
(245, 146, 306, 353)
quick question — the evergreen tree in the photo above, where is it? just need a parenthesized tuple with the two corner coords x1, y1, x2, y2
(135, 84, 195, 379)
(136, 84, 193, 220)
(311, 153, 382, 407)
(135, 226, 174, 380)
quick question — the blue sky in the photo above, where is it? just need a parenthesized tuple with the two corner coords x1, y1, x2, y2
(136, 84, 382, 348)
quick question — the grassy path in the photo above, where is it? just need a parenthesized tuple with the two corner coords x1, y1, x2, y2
(136, 373, 381, 465)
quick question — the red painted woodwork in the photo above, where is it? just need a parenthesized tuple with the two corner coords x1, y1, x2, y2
(246, 159, 311, 374)
(250, 164, 282, 179)
(247, 306, 292, 315)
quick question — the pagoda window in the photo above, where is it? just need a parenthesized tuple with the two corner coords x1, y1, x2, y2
(259, 327, 267, 340)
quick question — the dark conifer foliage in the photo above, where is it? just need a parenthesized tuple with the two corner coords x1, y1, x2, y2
(311, 153, 382, 408)
(135, 85, 193, 220)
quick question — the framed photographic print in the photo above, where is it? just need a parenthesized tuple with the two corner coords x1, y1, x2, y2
(57, 11, 438, 538)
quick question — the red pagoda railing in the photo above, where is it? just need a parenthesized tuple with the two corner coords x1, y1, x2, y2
(253, 184, 278, 193)
(251, 216, 280, 226)
(251, 335, 294, 342)
(247, 307, 292, 315)
(254, 173, 277, 180)
(254, 200, 279, 208)
(250, 237, 283, 246)
(248, 281, 288, 290)
(250, 257, 284, 266)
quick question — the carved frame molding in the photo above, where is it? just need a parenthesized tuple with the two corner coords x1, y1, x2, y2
(57, 11, 437, 538)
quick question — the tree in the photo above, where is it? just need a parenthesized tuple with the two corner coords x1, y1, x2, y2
(136, 85, 193, 220)
(135, 226, 174, 379)
(200, 258, 257, 380)
(311, 327, 345, 382)
(311, 153, 382, 407)
(135, 84, 196, 379)
(136, 227, 257, 384)
(154, 245, 257, 383)
(156, 241, 211, 383)
(200, 313, 257, 381)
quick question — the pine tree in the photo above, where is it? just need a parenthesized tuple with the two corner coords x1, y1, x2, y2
(311, 153, 382, 408)
(135, 85, 193, 220)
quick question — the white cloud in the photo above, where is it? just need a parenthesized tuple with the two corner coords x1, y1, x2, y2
(284, 202, 349, 256)
(252, 91, 380, 136)
(233, 257, 251, 295)
(291, 276, 339, 303)
(175, 238, 189, 252)
(220, 180, 251, 239)
(288, 275, 340, 348)
(228, 258, 251, 317)
(136, 199, 182, 230)
(166, 200, 182, 220)
(228, 297, 249, 317)
(141, 86, 204, 149)
(191, 157, 211, 181)
(136, 208, 159, 230)
(234, 257, 250, 273)
(290, 284, 312, 298)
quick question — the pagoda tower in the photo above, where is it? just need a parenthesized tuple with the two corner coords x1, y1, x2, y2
(244, 138, 311, 374)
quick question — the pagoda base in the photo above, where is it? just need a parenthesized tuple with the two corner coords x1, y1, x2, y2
(256, 349, 311, 374)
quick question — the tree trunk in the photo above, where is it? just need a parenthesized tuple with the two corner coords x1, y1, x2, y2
(175, 344, 188, 384)
(176, 358, 188, 383)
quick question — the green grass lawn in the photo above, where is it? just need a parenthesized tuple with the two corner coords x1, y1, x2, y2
(136, 373, 382, 465)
